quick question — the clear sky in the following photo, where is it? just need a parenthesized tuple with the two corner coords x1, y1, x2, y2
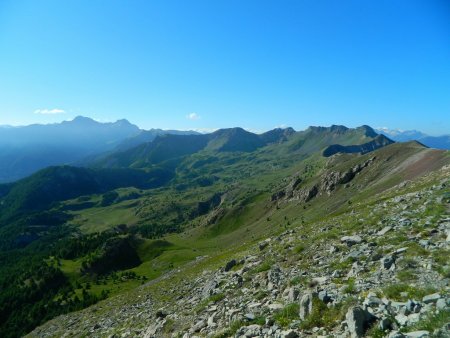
(0, 0, 449, 134)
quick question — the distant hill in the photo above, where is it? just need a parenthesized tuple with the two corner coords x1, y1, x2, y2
(376, 128, 450, 150)
(0, 165, 173, 222)
(115, 129, 200, 151)
(0, 117, 196, 182)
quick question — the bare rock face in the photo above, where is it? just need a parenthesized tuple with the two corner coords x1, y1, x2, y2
(276, 157, 376, 203)
(285, 177, 303, 197)
(297, 185, 319, 203)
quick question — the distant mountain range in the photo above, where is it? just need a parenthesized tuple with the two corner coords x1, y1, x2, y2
(376, 128, 450, 150)
(0, 116, 197, 182)
(93, 124, 392, 169)
(2, 116, 447, 183)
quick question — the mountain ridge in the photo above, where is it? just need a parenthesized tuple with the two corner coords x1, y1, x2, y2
(93, 125, 388, 169)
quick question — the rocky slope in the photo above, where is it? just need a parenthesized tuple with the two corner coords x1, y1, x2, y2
(28, 159, 450, 337)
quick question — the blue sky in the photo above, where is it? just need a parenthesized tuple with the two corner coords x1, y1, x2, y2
(0, 0, 449, 134)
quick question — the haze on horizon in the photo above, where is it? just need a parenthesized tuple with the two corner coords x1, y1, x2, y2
(0, 0, 449, 135)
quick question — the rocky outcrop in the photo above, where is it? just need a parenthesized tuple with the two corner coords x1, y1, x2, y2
(272, 158, 375, 203)
(319, 157, 375, 195)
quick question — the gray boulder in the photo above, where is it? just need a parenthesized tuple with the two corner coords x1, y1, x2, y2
(436, 298, 448, 310)
(379, 317, 393, 331)
(422, 293, 441, 304)
(404, 331, 429, 338)
(377, 226, 392, 236)
(381, 255, 395, 269)
(341, 235, 363, 247)
(299, 292, 314, 320)
(190, 320, 206, 333)
(281, 330, 299, 338)
(345, 306, 376, 338)
(287, 287, 299, 302)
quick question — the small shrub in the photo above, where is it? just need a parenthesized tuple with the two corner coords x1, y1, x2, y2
(405, 242, 428, 257)
(255, 290, 268, 300)
(251, 316, 266, 325)
(300, 297, 356, 330)
(194, 293, 225, 313)
(289, 276, 302, 286)
(366, 325, 386, 338)
(254, 261, 271, 273)
(432, 248, 450, 265)
(274, 303, 300, 327)
(382, 284, 437, 301)
(294, 244, 306, 254)
(436, 265, 450, 279)
(331, 257, 353, 271)
(209, 293, 225, 303)
(401, 257, 418, 269)
(397, 270, 416, 282)
(162, 318, 175, 334)
(213, 320, 244, 338)
(343, 278, 357, 294)
(400, 309, 450, 333)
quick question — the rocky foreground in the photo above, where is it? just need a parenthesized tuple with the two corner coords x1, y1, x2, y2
(30, 166, 450, 338)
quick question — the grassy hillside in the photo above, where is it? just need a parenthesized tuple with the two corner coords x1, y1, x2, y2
(0, 166, 173, 222)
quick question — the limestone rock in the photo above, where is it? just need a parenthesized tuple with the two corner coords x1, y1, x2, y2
(341, 235, 362, 247)
(345, 306, 375, 338)
(422, 293, 441, 304)
(404, 331, 429, 338)
(299, 292, 314, 320)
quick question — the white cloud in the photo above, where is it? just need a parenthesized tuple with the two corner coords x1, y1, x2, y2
(244, 127, 263, 134)
(194, 128, 218, 134)
(34, 108, 66, 115)
(186, 112, 200, 120)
